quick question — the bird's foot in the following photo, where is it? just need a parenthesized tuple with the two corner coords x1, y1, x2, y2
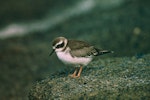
(69, 74, 80, 78)
(69, 66, 82, 78)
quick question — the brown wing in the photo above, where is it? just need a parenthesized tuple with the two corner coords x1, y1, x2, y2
(67, 40, 99, 57)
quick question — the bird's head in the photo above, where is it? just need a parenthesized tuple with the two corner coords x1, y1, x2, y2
(49, 37, 68, 56)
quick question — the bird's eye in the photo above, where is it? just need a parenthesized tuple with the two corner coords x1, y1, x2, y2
(56, 42, 64, 48)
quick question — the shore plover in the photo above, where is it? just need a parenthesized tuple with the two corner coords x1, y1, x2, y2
(50, 37, 113, 78)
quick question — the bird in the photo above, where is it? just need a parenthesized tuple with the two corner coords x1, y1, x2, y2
(49, 36, 113, 78)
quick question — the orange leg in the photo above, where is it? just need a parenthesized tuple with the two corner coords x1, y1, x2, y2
(69, 68, 77, 78)
(69, 66, 83, 78)
(77, 66, 82, 77)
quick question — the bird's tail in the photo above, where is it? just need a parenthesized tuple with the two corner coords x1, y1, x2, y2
(98, 50, 114, 56)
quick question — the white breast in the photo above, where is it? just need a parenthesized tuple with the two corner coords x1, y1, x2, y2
(56, 51, 93, 66)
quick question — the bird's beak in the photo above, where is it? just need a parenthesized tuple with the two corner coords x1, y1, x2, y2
(49, 49, 54, 56)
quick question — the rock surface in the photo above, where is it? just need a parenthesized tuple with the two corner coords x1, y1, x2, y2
(29, 54, 150, 100)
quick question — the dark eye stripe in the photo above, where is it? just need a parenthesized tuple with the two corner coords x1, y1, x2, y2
(56, 42, 64, 48)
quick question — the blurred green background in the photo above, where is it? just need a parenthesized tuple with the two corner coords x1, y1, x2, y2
(0, 0, 150, 99)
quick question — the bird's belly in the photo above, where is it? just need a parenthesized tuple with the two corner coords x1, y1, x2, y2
(56, 52, 92, 66)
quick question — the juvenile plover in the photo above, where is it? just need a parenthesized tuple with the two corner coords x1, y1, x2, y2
(50, 37, 113, 78)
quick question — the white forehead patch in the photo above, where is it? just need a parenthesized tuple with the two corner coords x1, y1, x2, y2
(56, 40, 63, 46)
(52, 46, 55, 49)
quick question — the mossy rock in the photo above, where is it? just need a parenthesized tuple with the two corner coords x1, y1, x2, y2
(29, 54, 150, 100)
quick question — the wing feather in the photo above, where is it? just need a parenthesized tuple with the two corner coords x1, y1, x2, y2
(67, 40, 99, 57)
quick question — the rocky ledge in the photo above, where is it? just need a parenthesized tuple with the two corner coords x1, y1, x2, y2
(29, 54, 150, 100)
